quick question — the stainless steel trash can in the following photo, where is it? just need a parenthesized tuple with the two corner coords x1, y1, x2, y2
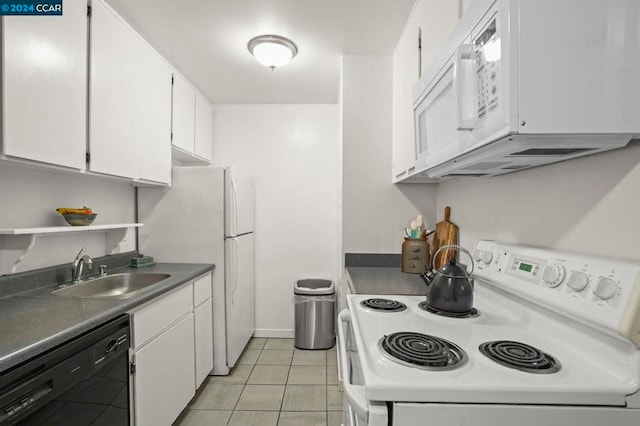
(294, 279, 336, 350)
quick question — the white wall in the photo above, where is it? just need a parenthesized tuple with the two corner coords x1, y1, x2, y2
(211, 104, 341, 337)
(436, 143, 640, 261)
(0, 163, 136, 273)
(342, 55, 438, 254)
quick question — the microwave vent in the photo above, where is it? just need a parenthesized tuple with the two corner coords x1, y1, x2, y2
(510, 148, 595, 156)
(461, 161, 509, 171)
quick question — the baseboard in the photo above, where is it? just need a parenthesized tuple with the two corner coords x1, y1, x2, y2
(254, 328, 295, 338)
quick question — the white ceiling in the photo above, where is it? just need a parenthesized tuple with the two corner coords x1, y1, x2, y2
(105, 0, 416, 104)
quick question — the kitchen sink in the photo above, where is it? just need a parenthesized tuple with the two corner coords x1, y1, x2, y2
(52, 273, 171, 299)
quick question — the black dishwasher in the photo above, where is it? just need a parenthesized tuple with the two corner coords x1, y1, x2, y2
(0, 315, 131, 426)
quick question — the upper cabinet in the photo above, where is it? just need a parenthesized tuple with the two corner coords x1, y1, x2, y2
(89, 0, 172, 185)
(135, 39, 173, 184)
(171, 73, 196, 157)
(1, 1, 87, 170)
(194, 92, 214, 163)
(171, 73, 213, 164)
(391, 0, 459, 183)
(2, 0, 211, 186)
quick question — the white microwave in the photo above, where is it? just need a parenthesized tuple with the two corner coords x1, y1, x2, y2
(413, 0, 640, 178)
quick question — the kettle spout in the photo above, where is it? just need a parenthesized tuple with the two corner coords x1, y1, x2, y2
(421, 269, 434, 287)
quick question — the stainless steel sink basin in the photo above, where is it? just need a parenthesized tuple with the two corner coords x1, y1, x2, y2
(52, 273, 171, 299)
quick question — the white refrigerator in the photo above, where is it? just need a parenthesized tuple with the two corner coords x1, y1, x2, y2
(137, 166, 255, 375)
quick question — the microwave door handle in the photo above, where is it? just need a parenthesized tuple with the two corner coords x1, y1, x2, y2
(453, 43, 476, 130)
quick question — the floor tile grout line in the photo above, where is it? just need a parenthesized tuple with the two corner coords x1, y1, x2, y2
(229, 342, 261, 421)
(182, 338, 343, 425)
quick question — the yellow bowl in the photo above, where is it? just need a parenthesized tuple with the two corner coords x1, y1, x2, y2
(62, 213, 97, 226)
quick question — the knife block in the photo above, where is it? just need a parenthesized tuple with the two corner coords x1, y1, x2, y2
(401, 238, 430, 274)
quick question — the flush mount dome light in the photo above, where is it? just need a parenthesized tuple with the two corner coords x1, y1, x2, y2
(247, 35, 298, 70)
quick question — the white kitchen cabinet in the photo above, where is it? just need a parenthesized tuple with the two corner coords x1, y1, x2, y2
(131, 284, 195, 426)
(391, 0, 459, 182)
(194, 92, 214, 163)
(130, 272, 213, 425)
(1, 1, 87, 170)
(193, 273, 214, 387)
(89, 0, 138, 180)
(195, 299, 213, 385)
(171, 73, 213, 164)
(135, 38, 173, 185)
(171, 73, 196, 155)
(133, 314, 195, 426)
(89, 0, 172, 184)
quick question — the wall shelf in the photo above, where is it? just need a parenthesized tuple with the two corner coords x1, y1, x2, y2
(0, 223, 142, 275)
(0, 223, 142, 235)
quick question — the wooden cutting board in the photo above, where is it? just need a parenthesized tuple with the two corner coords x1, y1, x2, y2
(432, 206, 459, 270)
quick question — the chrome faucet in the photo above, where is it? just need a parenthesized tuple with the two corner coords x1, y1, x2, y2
(72, 247, 93, 284)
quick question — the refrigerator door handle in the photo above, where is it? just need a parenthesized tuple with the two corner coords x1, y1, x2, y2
(230, 176, 238, 235)
(230, 238, 238, 305)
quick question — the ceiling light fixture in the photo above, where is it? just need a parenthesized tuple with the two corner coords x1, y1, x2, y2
(247, 35, 298, 70)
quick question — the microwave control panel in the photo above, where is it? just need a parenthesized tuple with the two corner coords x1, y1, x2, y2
(474, 17, 501, 122)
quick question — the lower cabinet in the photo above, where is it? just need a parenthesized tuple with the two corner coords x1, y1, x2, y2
(133, 314, 195, 426)
(130, 272, 213, 426)
(194, 299, 214, 386)
(193, 273, 214, 386)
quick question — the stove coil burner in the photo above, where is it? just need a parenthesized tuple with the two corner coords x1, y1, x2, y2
(479, 340, 561, 374)
(361, 298, 407, 312)
(378, 332, 467, 371)
(418, 301, 478, 318)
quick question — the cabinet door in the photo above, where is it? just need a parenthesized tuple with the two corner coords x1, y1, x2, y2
(133, 313, 195, 426)
(171, 73, 195, 154)
(136, 42, 172, 184)
(89, 0, 139, 179)
(194, 92, 213, 162)
(2, 1, 86, 169)
(392, 0, 459, 179)
(194, 298, 213, 388)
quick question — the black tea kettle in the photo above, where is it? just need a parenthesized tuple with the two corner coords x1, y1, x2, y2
(421, 245, 475, 313)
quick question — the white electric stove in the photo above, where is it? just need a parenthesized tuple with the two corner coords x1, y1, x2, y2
(337, 240, 640, 425)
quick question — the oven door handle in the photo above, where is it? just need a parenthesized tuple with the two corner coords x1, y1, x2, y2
(337, 309, 371, 423)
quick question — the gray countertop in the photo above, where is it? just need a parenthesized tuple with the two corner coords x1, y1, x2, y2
(345, 266, 428, 296)
(0, 263, 213, 373)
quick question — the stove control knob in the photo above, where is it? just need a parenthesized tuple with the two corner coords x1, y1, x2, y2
(473, 249, 483, 262)
(594, 277, 618, 301)
(541, 264, 565, 287)
(566, 271, 589, 292)
(481, 251, 493, 265)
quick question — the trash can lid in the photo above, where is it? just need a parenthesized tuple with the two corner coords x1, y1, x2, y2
(294, 279, 335, 295)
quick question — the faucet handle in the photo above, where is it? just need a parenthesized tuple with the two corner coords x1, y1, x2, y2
(99, 265, 107, 276)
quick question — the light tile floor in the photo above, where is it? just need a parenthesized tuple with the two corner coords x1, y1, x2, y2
(174, 338, 343, 426)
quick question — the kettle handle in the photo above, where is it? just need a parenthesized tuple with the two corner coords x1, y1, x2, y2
(432, 244, 475, 277)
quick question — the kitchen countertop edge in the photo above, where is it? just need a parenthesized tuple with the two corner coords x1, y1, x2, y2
(0, 262, 214, 373)
(345, 266, 428, 296)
